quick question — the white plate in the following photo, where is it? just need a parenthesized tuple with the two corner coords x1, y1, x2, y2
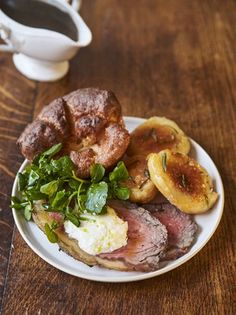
(12, 117, 224, 282)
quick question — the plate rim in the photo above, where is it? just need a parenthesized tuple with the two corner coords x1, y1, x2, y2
(11, 116, 225, 282)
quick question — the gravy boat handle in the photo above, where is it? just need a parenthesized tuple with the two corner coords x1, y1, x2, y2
(0, 44, 15, 52)
(0, 23, 15, 53)
(67, 0, 82, 11)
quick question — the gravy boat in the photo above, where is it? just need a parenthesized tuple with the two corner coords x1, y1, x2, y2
(0, 0, 92, 81)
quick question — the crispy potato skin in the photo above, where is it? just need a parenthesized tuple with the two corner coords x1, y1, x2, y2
(122, 155, 157, 203)
(123, 114, 193, 204)
(148, 150, 218, 213)
(127, 117, 190, 157)
(124, 116, 190, 204)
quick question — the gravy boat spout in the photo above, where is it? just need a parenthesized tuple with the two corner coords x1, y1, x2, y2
(0, 0, 92, 81)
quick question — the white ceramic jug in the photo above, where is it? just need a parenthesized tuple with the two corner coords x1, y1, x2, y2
(0, 0, 92, 81)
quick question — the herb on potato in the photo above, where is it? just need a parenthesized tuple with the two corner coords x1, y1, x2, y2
(11, 144, 130, 242)
(162, 152, 167, 172)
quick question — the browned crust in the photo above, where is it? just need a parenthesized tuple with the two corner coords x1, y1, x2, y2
(17, 120, 64, 160)
(17, 88, 130, 178)
(166, 152, 206, 198)
(122, 155, 157, 203)
(127, 124, 178, 156)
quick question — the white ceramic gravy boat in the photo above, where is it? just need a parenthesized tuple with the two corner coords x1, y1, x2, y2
(0, 0, 92, 81)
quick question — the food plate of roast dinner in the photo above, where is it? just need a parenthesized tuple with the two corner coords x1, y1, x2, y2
(11, 88, 224, 282)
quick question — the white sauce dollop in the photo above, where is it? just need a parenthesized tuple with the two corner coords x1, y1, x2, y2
(64, 207, 128, 255)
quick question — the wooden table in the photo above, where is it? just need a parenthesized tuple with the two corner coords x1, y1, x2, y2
(0, 1, 235, 314)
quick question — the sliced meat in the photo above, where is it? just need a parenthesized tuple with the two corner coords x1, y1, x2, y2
(99, 200, 168, 271)
(143, 203, 198, 260)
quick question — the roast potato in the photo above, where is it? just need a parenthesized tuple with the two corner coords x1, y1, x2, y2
(147, 150, 218, 213)
(122, 155, 157, 203)
(127, 116, 190, 157)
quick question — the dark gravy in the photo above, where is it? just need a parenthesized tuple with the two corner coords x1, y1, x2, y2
(0, 0, 78, 41)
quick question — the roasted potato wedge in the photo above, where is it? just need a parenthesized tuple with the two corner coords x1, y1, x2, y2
(127, 117, 190, 156)
(147, 150, 218, 213)
(122, 155, 157, 203)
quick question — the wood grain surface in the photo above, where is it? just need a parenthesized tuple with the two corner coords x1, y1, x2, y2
(0, 0, 235, 314)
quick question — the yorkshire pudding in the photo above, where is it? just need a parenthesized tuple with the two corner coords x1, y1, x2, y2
(17, 88, 130, 178)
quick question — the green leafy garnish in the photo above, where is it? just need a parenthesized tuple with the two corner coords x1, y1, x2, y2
(109, 161, 129, 182)
(65, 212, 80, 227)
(24, 203, 33, 221)
(51, 190, 67, 209)
(108, 181, 129, 200)
(18, 173, 27, 191)
(44, 222, 58, 243)
(113, 186, 130, 200)
(28, 170, 40, 186)
(42, 143, 62, 158)
(85, 182, 108, 213)
(90, 164, 105, 183)
(40, 180, 59, 196)
(11, 196, 32, 220)
(11, 143, 130, 233)
(50, 156, 74, 178)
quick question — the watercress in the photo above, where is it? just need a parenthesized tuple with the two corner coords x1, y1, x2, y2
(11, 143, 130, 242)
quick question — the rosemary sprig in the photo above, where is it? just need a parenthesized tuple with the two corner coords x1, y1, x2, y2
(181, 174, 187, 188)
(162, 152, 167, 172)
